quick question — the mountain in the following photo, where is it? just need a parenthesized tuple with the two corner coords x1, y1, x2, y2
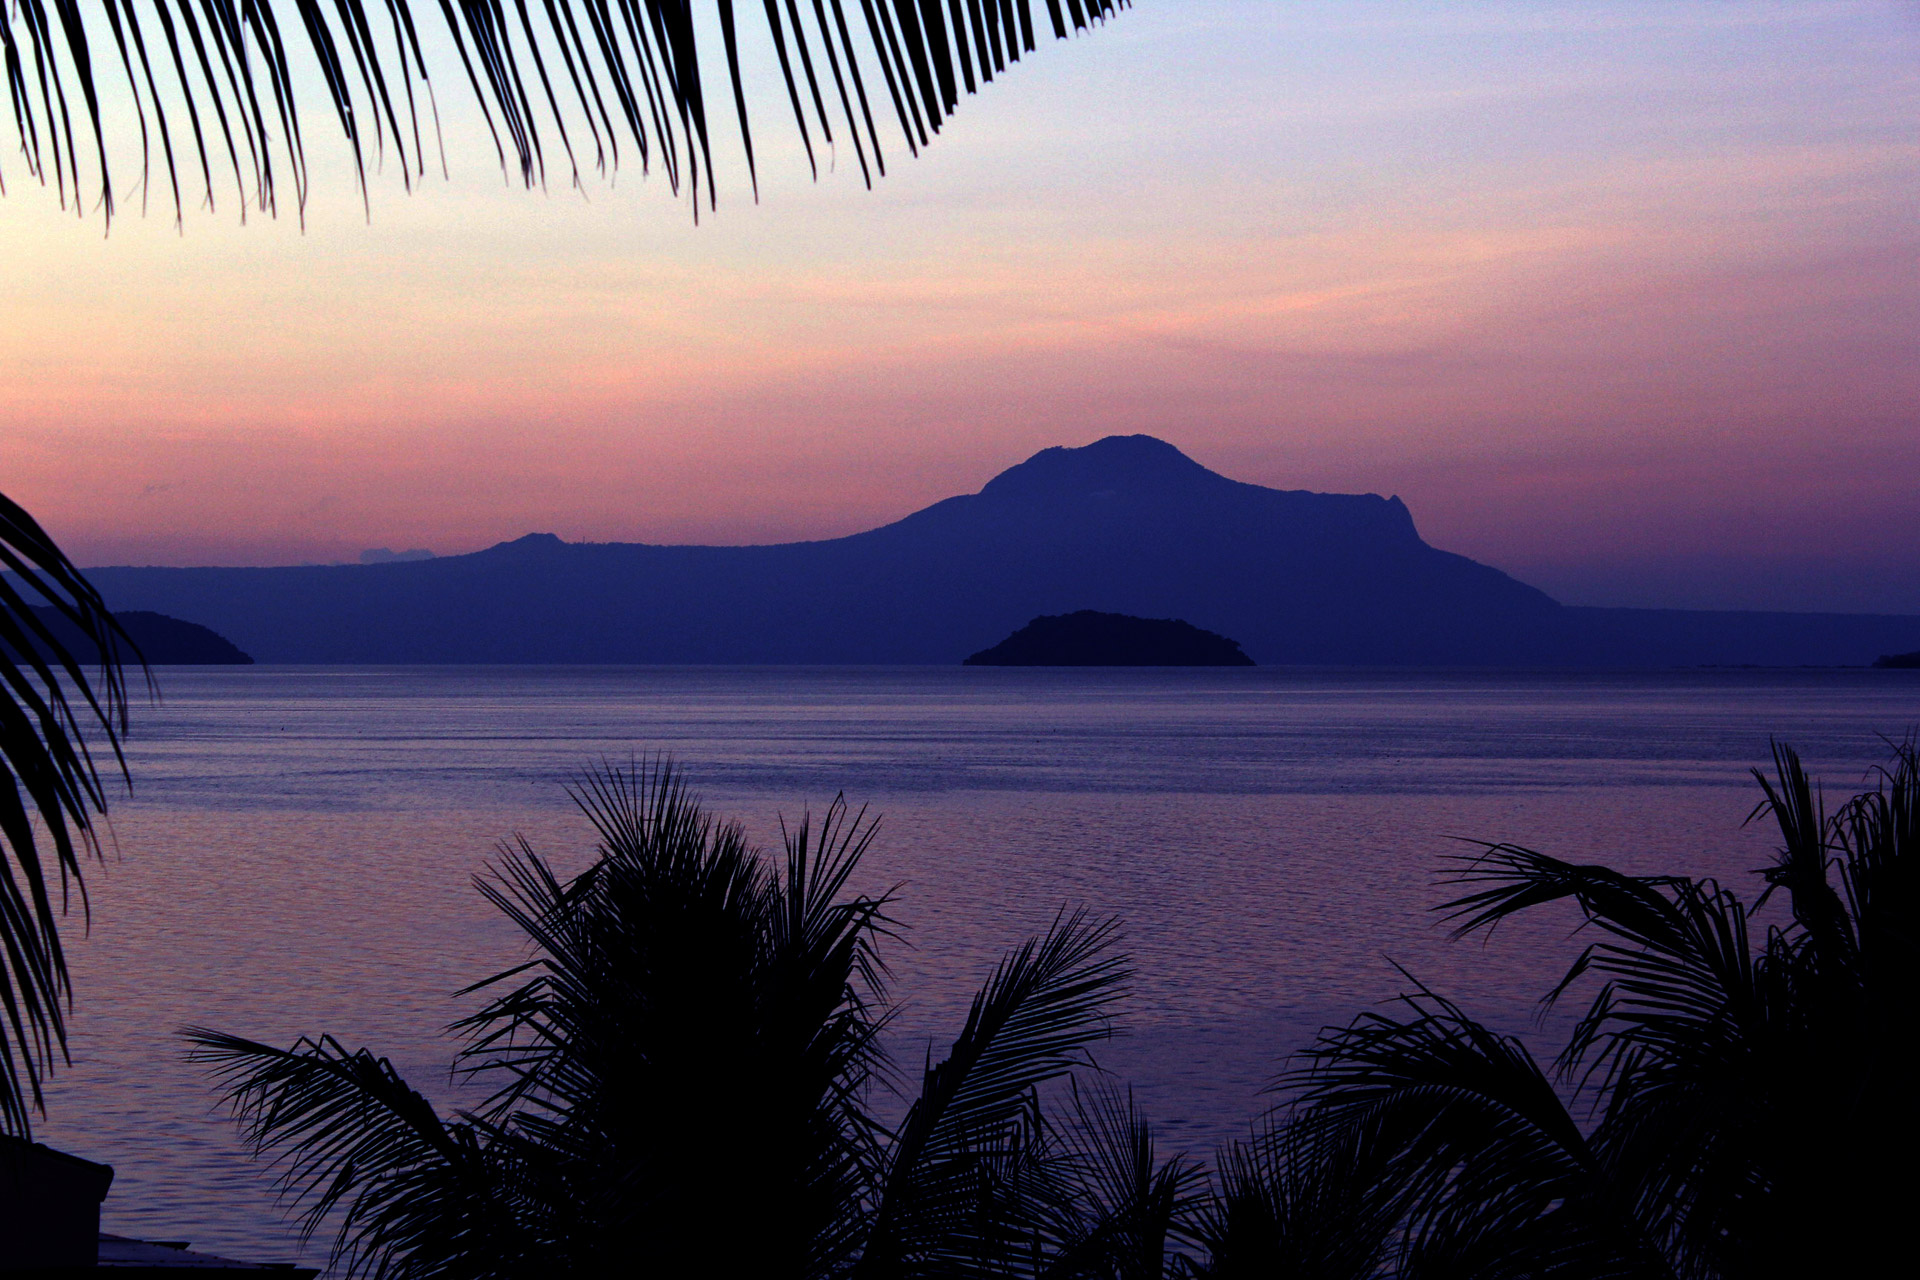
(74, 436, 1920, 666)
(965, 611, 1256, 666)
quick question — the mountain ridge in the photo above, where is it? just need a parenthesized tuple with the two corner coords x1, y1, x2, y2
(73, 436, 1920, 666)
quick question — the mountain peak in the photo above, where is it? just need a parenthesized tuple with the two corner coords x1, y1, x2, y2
(484, 532, 568, 555)
(979, 435, 1225, 501)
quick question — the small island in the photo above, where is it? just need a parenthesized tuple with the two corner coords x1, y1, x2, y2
(1874, 649, 1920, 669)
(22, 607, 254, 665)
(964, 610, 1255, 667)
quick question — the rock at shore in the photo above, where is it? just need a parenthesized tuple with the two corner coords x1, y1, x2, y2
(965, 611, 1255, 667)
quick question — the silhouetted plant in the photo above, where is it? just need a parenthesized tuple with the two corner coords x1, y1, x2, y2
(1191, 1115, 1404, 1280)
(0, 492, 142, 1136)
(190, 761, 1190, 1279)
(2, 2, 1126, 227)
(195, 742, 1916, 1278)
(1033, 1080, 1206, 1280)
(2, 0, 1130, 1181)
(1201, 740, 1918, 1280)
(1, 0, 1128, 1156)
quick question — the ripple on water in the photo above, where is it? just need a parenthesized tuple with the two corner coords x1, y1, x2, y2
(36, 665, 1920, 1267)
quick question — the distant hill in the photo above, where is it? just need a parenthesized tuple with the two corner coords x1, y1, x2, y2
(70, 435, 1920, 666)
(966, 611, 1256, 667)
(17, 608, 253, 665)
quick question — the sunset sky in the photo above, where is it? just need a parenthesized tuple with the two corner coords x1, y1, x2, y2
(2, 1, 1915, 612)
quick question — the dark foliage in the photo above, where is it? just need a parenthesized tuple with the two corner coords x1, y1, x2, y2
(0, 491, 143, 1136)
(2, 1, 1126, 226)
(190, 761, 1191, 1278)
(193, 742, 1918, 1277)
(1200, 740, 1919, 1280)
(1031, 1079, 1206, 1280)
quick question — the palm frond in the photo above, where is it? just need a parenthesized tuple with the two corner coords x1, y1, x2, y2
(1278, 977, 1663, 1280)
(1036, 1077, 1205, 1280)
(1427, 744, 1920, 1278)
(453, 759, 896, 1275)
(1440, 846, 1762, 1087)
(1196, 741, 1917, 1280)
(0, 490, 143, 1136)
(766, 793, 904, 1275)
(1441, 842, 1692, 959)
(776, 790, 899, 1017)
(455, 758, 771, 1113)
(1747, 740, 1856, 971)
(1191, 1115, 1401, 1280)
(858, 906, 1130, 1277)
(1831, 736, 1917, 984)
(1285, 976, 1592, 1183)
(1725, 738, 1920, 1280)
(182, 1027, 515, 1279)
(2, 1, 1128, 226)
(1436, 843, 1776, 1273)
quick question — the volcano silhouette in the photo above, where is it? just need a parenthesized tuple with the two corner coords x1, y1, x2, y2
(79, 436, 1920, 666)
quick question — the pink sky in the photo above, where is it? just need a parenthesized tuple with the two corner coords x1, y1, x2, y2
(2, 2, 1916, 612)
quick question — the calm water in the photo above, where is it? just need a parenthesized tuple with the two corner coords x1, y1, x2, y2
(34, 665, 1920, 1267)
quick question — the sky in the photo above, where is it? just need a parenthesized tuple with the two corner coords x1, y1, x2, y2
(2, 1, 1916, 613)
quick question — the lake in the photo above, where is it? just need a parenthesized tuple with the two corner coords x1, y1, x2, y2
(34, 665, 1920, 1266)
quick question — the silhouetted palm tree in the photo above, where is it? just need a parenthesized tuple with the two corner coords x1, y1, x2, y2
(1200, 741, 1917, 1280)
(190, 761, 1190, 1279)
(3, 2, 1126, 226)
(3, 0, 1127, 1137)
(1034, 1079, 1206, 1280)
(0, 493, 141, 1136)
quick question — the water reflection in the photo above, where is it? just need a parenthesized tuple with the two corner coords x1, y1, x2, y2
(39, 666, 1920, 1265)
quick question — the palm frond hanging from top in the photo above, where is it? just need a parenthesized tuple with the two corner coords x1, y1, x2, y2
(0, 1, 1127, 224)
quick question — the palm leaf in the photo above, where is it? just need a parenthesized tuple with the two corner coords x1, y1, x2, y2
(456, 760, 898, 1276)
(1439, 845, 1762, 1083)
(1279, 978, 1662, 1280)
(1191, 1115, 1402, 1280)
(1202, 743, 1916, 1280)
(1746, 741, 1856, 972)
(1428, 748, 1920, 1277)
(0, 490, 142, 1136)
(1035, 1077, 1204, 1280)
(857, 906, 1130, 1277)
(768, 792, 904, 1276)
(1436, 843, 1782, 1272)
(2, 1, 1128, 226)
(182, 1028, 520, 1279)
(1830, 737, 1917, 985)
